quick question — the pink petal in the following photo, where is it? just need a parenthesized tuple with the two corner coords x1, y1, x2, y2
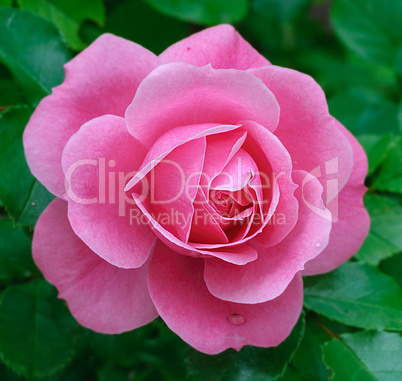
(33, 199, 158, 333)
(148, 241, 303, 354)
(160, 24, 270, 70)
(210, 148, 259, 192)
(134, 193, 258, 265)
(201, 131, 248, 189)
(248, 66, 354, 198)
(141, 137, 206, 242)
(126, 62, 279, 149)
(241, 120, 298, 247)
(189, 189, 229, 244)
(62, 115, 156, 269)
(203, 170, 332, 304)
(303, 121, 370, 275)
(125, 123, 241, 192)
(23, 34, 159, 197)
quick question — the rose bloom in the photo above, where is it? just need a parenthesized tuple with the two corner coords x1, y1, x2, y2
(24, 25, 369, 354)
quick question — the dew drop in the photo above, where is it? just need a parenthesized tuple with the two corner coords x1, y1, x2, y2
(227, 313, 246, 325)
(315, 241, 321, 247)
(31, 202, 36, 206)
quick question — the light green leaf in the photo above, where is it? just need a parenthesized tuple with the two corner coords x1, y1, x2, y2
(304, 262, 402, 330)
(323, 331, 402, 381)
(356, 194, 402, 265)
(0, 106, 54, 228)
(17, 0, 105, 50)
(0, 281, 76, 379)
(331, 0, 402, 67)
(186, 313, 305, 381)
(0, 7, 71, 106)
(0, 218, 37, 285)
(142, 0, 248, 25)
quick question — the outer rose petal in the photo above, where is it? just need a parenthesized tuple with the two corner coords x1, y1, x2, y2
(203, 170, 332, 304)
(248, 65, 354, 197)
(160, 24, 270, 70)
(302, 121, 370, 275)
(125, 62, 280, 149)
(23, 34, 159, 197)
(62, 115, 156, 269)
(33, 199, 158, 333)
(148, 241, 303, 354)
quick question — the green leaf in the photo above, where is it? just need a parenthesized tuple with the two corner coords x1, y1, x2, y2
(323, 331, 402, 381)
(290, 317, 331, 381)
(186, 312, 305, 381)
(373, 134, 402, 194)
(87, 320, 187, 381)
(357, 133, 393, 176)
(141, 0, 248, 25)
(304, 262, 402, 330)
(0, 361, 24, 381)
(0, 7, 71, 106)
(247, 0, 308, 23)
(0, 106, 54, 228)
(0, 218, 38, 285)
(380, 253, 402, 288)
(356, 194, 402, 264)
(0, 64, 23, 107)
(16, 0, 105, 50)
(105, 0, 189, 55)
(328, 88, 400, 136)
(0, 0, 12, 6)
(331, 0, 402, 67)
(0, 281, 76, 379)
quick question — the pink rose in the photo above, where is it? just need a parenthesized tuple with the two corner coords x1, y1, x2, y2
(24, 25, 369, 354)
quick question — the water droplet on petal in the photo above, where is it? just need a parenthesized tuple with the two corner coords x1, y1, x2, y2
(315, 241, 321, 247)
(227, 313, 246, 325)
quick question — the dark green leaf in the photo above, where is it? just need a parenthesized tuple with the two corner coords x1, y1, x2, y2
(331, 0, 402, 67)
(380, 253, 402, 288)
(0, 106, 54, 228)
(97, 365, 131, 381)
(248, 0, 308, 23)
(357, 133, 393, 176)
(323, 331, 402, 381)
(328, 88, 400, 136)
(17, 0, 105, 50)
(0, 0, 12, 6)
(0, 8, 71, 106)
(142, 0, 248, 25)
(87, 320, 187, 381)
(356, 194, 402, 264)
(0, 218, 37, 285)
(106, 0, 189, 54)
(186, 312, 305, 381)
(373, 134, 402, 194)
(0, 281, 76, 379)
(0, 361, 24, 381)
(290, 318, 331, 381)
(304, 262, 402, 330)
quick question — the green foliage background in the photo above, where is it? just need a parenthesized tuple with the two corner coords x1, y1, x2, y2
(0, 0, 402, 380)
